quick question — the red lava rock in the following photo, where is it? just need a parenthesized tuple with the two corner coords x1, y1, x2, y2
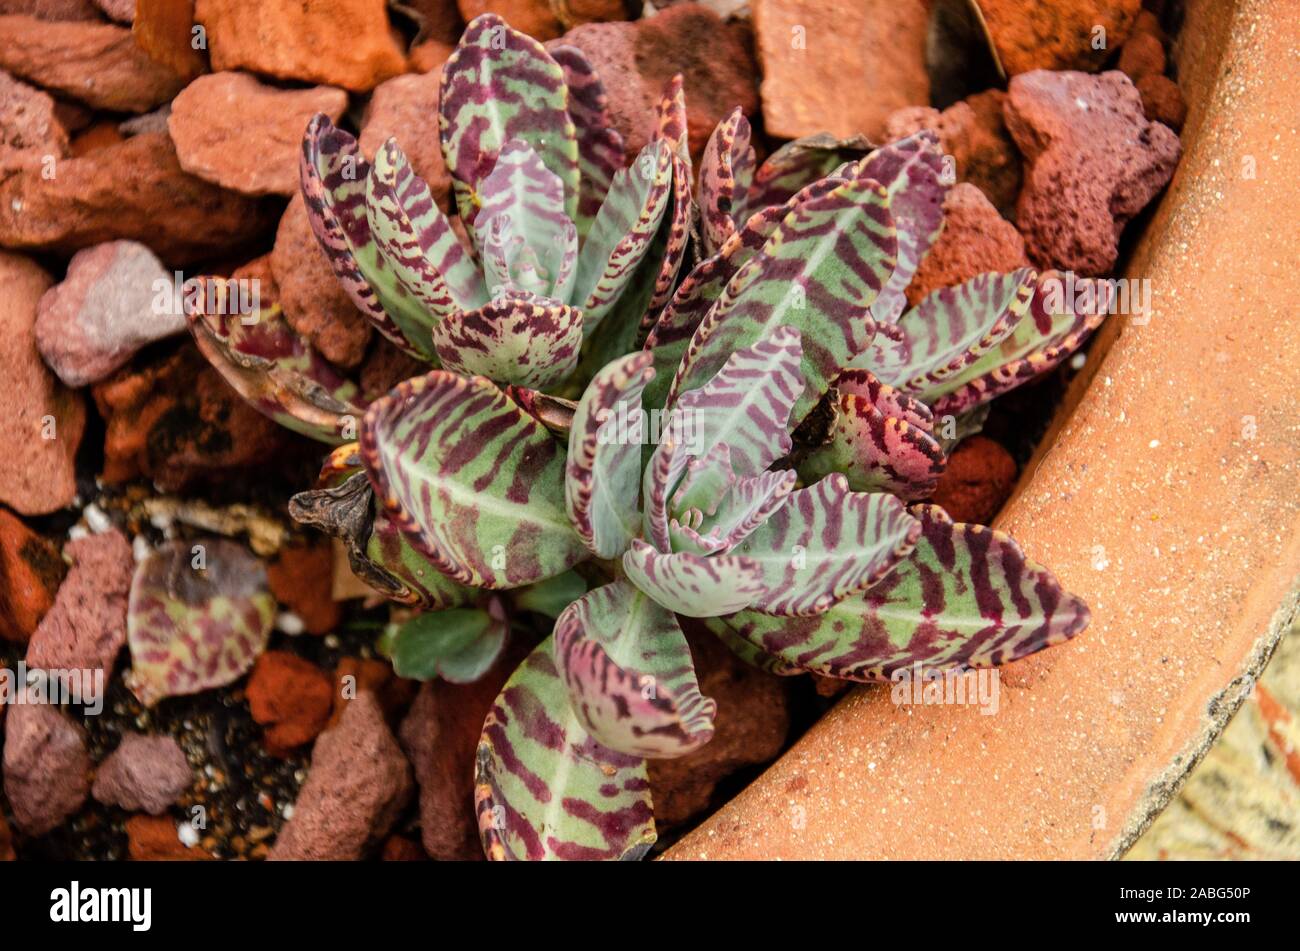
(26, 529, 132, 680)
(885, 89, 1023, 220)
(647, 625, 790, 827)
(0, 132, 275, 266)
(0, 70, 68, 181)
(0, 0, 100, 18)
(0, 508, 65, 643)
(752, 0, 928, 141)
(270, 194, 373, 369)
(360, 69, 452, 212)
(458, 0, 560, 40)
(246, 651, 335, 756)
(169, 72, 349, 197)
(0, 252, 84, 516)
(401, 0, 462, 45)
(195, 0, 407, 92)
(559, 3, 760, 161)
(91, 342, 289, 492)
(1136, 73, 1187, 131)
(68, 120, 124, 156)
(92, 0, 134, 23)
(398, 661, 514, 861)
(269, 691, 413, 860)
(359, 337, 426, 404)
(91, 733, 191, 814)
(980, 0, 1141, 76)
(0, 15, 184, 112)
(381, 834, 427, 860)
(125, 815, 212, 860)
(1004, 69, 1181, 276)
(1117, 30, 1166, 84)
(267, 543, 341, 636)
(330, 656, 417, 730)
(35, 241, 181, 388)
(408, 40, 454, 74)
(929, 435, 1018, 525)
(906, 183, 1029, 307)
(0, 809, 13, 860)
(2, 693, 91, 835)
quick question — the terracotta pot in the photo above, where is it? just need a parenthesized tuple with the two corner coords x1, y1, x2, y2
(667, 0, 1300, 860)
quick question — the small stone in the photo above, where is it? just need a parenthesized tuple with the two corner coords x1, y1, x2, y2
(195, 0, 407, 92)
(1004, 69, 1181, 275)
(0, 508, 65, 643)
(0, 70, 68, 181)
(1117, 30, 1166, 84)
(2, 694, 90, 835)
(246, 651, 335, 755)
(92, 0, 134, 22)
(906, 183, 1028, 307)
(1136, 73, 1186, 131)
(0, 132, 276, 266)
(269, 691, 413, 860)
(408, 39, 454, 74)
(359, 69, 452, 212)
(329, 656, 416, 730)
(270, 194, 373, 369)
(91, 733, 191, 814)
(0, 0, 100, 18)
(560, 3, 759, 161)
(884, 89, 1022, 219)
(647, 624, 790, 827)
(168, 72, 349, 197)
(267, 543, 341, 636)
(26, 529, 133, 678)
(980, 0, 1141, 76)
(930, 436, 1018, 525)
(125, 815, 212, 860)
(458, 0, 560, 39)
(35, 241, 180, 387)
(0, 252, 84, 516)
(752, 0, 928, 141)
(0, 14, 184, 112)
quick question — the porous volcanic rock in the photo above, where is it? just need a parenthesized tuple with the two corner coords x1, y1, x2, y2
(0, 507, 65, 643)
(0, 70, 68, 181)
(3, 695, 91, 835)
(92, 733, 192, 814)
(906, 183, 1029, 306)
(980, 0, 1141, 75)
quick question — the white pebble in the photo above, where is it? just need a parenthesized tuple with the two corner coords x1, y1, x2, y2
(177, 823, 200, 848)
(276, 612, 305, 636)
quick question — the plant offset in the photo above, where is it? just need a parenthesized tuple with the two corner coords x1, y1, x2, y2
(175, 14, 1105, 860)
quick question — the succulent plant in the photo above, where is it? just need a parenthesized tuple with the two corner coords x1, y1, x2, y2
(185, 14, 1106, 861)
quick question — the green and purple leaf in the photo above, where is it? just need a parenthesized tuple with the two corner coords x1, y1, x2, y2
(565, 352, 656, 559)
(361, 371, 589, 589)
(429, 290, 583, 390)
(698, 108, 757, 255)
(723, 505, 1090, 681)
(548, 43, 624, 240)
(622, 539, 765, 617)
(476, 636, 656, 861)
(390, 600, 509, 684)
(186, 277, 365, 444)
(701, 469, 798, 551)
(669, 171, 898, 424)
(553, 581, 715, 757)
(127, 538, 274, 707)
(744, 131, 873, 214)
(732, 474, 921, 616)
(440, 13, 579, 226)
(646, 75, 694, 311)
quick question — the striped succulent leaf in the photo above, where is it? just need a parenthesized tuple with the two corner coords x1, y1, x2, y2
(698, 108, 757, 255)
(646, 75, 694, 311)
(732, 474, 921, 617)
(853, 131, 949, 325)
(439, 14, 579, 226)
(476, 636, 656, 861)
(301, 115, 438, 360)
(367, 138, 487, 324)
(669, 173, 899, 423)
(548, 43, 624, 240)
(641, 176, 844, 411)
(366, 506, 479, 610)
(361, 371, 589, 589)
(554, 581, 715, 757)
(836, 368, 936, 431)
(565, 352, 655, 559)
(641, 425, 692, 552)
(390, 601, 509, 684)
(723, 505, 1091, 681)
(860, 268, 1038, 391)
(429, 290, 583, 390)
(670, 443, 736, 520)
(744, 131, 873, 214)
(127, 538, 274, 707)
(924, 273, 1110, 417)
(622, 539, 765, 617)
(508, 569, 587, 619)
(701, 469, 798, 551)
(572, 139, 673, 333)
(701, 615, 802, 677)
(186, 277, 364, 444)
